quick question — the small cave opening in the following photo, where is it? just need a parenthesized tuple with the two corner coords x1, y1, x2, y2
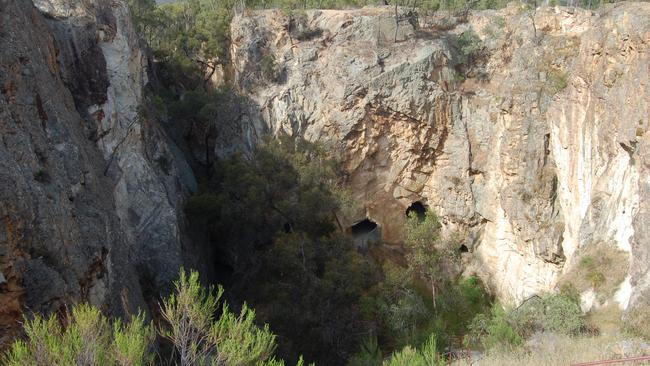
(348, 218, 380, 250)
(459, 244, 469, 253)
(350, 219, 378, 237)
(405, 201, 427, 221)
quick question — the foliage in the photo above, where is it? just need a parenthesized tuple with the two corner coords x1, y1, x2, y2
(186, 137, 379, 364)
(186, 137, 344, 256)
(465, 304, 523, 351)
(436, 276, 492, 337)
(383, 334, 445, 366)
(160, 269, 279, 365)
(512, 293, 584, 337)
(257, 232, 379, 363)
(560, 241, 628, 301)
(3, 305, 154, 366)
(483, 16, 506, 39)
(456, 29, 484, 65)
(348, 336, 383, 366)
(624, 304, 650, 340)
(129, 0, 234, 67)
(466, 292, 585, 351)
(360, 261, 490, 353)
(4, 268, 309, 366)
(403, 209, 460, 312)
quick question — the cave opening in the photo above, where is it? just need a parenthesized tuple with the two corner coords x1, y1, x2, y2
(459, 244, 469, 253)
(350, 219, 378, 237)
(349, 218, 380, 250)
(406, 201, 427, 221)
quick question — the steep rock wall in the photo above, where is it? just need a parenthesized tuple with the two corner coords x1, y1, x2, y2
(230, 3, 650, 307)
(0, 0, 194, 347)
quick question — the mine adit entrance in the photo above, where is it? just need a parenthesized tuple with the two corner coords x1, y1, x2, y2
(349, 218, 380, 250)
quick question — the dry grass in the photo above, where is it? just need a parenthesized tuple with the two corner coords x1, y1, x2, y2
(560, 241, 628, 302)
(625, 304, 650, 340)
(472, 333, 650, 366)
(586, 304, 624, 336)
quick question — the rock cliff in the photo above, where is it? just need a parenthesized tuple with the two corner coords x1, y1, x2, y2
(229, 3, 650, 308)
(1, 0, 649, 349)
(0, 0, 194, 347)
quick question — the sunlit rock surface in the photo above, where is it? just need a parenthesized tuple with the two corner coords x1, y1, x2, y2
(229, 3, 650, 308)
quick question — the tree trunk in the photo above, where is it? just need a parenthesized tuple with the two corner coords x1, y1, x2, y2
(431, 281, 437, 310)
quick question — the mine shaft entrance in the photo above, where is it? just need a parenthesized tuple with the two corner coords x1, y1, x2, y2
(405, 201, 427, 221)
(349, 218, 380, 250)
(350, 219, 378, 237)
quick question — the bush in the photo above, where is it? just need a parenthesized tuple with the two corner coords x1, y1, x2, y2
(160, 269, 277, 365)
(348, 336, 383, 366)
(456, 29, 484, 65)
(466, 292, 585, 351)
(383, 334, 445, 366)
(560, 241, 628, 302)
(3, 269, 303, 366)
(510, 293, 584, 337)
(2, 305, 154, 366)
(465, 304, 523, 351)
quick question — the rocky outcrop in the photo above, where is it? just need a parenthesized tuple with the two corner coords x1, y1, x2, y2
(0, 0, 194, 347)
(229, 3, 650, 308)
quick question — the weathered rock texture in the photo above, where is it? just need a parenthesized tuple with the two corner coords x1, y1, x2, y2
(0, 0, 194, 347)
(229, 3, 650, 308)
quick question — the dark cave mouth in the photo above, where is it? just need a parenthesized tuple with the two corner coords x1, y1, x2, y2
(405, 201, 427, 221)
(350, 218, 378, 237)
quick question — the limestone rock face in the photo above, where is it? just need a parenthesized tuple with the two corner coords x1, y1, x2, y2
(230, 4, 650, 307)
(0, 0, 193, 346)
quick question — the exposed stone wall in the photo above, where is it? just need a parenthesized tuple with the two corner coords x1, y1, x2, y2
(230, 3, 650, 308)
(0, 0, 194, 347)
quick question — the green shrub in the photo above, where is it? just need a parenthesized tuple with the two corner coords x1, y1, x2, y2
(161, 269, 277, 365)
(2, 305, 154, 366)
(3, 269, 301, 366)
(465, 304, 523, 351)
(436, 276, 492, 337)
(510, 293, 584, 337)
(403, 209, 444, 308)
(456, 29, 484, 65)
(383, 334, 445, 366)
(467, 292, 585, 352)
(348, 336, 383, 366)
